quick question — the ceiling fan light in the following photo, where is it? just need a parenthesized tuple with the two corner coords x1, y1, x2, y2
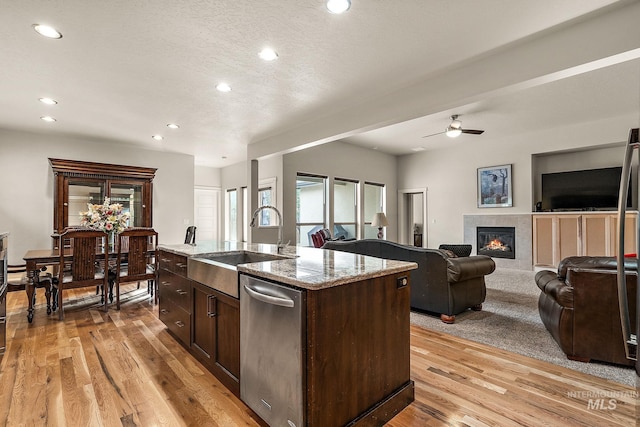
(445, 127, 462, 138)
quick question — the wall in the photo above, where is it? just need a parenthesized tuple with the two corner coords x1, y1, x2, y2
(283, 141, 398, 244)
(0, 128, 194, 264)
(195, 165, 221, 187)
(397, 114, 637, 249)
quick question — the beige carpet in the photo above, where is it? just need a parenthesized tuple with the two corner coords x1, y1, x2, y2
(409, 268, 637, 388)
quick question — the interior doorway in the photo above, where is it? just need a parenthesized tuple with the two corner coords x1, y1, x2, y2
(194, 187, 221, 242)
(398, 188, 427, 247)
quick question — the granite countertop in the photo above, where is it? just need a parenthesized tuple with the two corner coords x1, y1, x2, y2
(157, 241, 417, 290)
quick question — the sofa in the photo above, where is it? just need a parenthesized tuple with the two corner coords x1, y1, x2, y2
(535, 256, 637, 366)
(321, 239, 496, 323)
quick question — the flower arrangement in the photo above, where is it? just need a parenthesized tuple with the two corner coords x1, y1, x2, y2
(80, 197, 130, 234)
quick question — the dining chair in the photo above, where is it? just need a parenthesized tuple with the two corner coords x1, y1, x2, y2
(57, 228, 109, 320)
(115, 227, 158, 308)
(184, 226, 196, 245)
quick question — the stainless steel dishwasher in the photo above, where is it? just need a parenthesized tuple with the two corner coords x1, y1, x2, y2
(240, 274, 304, 427)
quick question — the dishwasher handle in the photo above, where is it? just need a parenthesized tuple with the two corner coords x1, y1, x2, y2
(243, 282, 295, 308)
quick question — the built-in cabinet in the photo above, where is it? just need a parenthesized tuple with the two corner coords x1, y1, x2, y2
(533, 212, 637, 267)
(158, 250, 240, 396)
(49, 158, 156, 236)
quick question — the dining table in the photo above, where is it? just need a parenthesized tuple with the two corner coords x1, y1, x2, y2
(22, 245, 143, 323)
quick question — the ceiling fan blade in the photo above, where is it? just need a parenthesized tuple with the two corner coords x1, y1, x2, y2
(421, 131, 445, 138)
(461, 129, 484, 135)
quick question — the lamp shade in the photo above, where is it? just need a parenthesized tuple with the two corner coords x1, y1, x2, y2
(371, 212, 388, 227)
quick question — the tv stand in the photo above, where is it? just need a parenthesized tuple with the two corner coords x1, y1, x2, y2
(533, 212, 638, 267)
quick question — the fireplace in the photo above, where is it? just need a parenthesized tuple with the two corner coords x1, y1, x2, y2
(477, 226, 516, 259)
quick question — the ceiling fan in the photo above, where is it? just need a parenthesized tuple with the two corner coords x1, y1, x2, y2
(422, 115, 485, 139)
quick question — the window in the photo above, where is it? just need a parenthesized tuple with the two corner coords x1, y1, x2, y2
(364, 182, 385, 239)
(258, 177, 277, 226)
(242, 187, 248, 242)
(225, 189, 238, 241)
(296, 174, 327, 246)
(333, 178, 357, 240)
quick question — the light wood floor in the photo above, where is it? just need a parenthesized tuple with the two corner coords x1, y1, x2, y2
(0, 285, 637, 426)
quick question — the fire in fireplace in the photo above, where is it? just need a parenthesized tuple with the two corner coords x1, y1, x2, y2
(477, 226, 516, 259)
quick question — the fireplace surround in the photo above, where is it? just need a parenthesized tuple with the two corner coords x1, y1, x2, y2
(464, 214, 533, 270)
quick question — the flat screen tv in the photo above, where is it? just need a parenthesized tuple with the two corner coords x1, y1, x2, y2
(541, 167, 631, 211)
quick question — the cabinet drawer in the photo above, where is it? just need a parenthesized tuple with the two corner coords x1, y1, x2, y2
(158, 251, 188, 276)
(159, 301, 191, 346)
(159, 270, 191, 311)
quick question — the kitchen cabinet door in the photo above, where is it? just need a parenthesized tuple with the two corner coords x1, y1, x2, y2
(213, 291, 240, 381)
(533, 214, 581, 267)
(610, 213, 637, 256)
(533, 215, 555, 267)
(191, 282, 215, 364)
(191, 282, 240, 395)
(582, 214, 610, 256)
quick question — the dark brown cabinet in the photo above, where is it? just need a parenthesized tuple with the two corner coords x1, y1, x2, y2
(192, 282, 240, 395)
(158, 250, 240, 396)
(159, 269, 192, 346)
(303, 272, 414, 426)
(49, 158, 156, 235)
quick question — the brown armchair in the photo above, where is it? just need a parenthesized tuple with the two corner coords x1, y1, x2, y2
(535, 256, 637, 366)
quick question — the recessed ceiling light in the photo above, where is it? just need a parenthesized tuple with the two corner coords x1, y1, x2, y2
(216, 82, 232, 92)
(258, 47, 278, 61)
(411, 147, 425, 152)
(167, 123, 180, 129)
(326, 0, 351, 14)
(152, 135, 163, 141)
(41, 116, 56, 122)
(32, 24, 62, 39)
(39, 97, 58, 105)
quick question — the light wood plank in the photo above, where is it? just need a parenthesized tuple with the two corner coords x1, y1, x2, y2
(0, 284, 636, 426)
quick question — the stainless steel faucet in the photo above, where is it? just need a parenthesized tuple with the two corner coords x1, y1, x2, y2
(250, 205, 287, 252)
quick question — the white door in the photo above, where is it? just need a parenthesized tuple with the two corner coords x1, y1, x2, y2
(194, 187, 220, 241)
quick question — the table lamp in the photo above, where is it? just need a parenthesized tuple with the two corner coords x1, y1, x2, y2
(371, 212, 388, 239)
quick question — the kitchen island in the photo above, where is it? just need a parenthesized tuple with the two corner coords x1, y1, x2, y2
(157, 241, 417, 427)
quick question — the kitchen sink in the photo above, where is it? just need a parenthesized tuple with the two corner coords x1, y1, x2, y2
(187, 251, 290, 298)
(199, 251, 290, 266)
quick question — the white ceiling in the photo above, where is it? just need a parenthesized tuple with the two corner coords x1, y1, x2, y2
(343, 57, 640, 154)
(1, 0, 637, 167)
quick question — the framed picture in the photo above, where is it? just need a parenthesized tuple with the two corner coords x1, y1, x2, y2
(477, 164, 512, 208)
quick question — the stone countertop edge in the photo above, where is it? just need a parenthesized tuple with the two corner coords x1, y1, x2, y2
(157, 241, 417, 290)
(237, 260, 417, 290)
